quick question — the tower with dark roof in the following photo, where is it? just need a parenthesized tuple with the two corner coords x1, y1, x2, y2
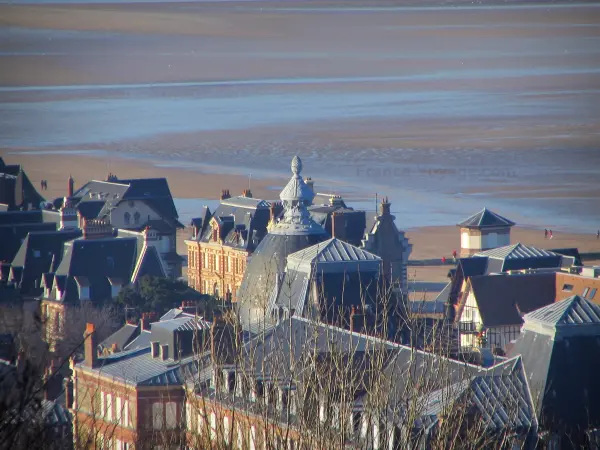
(236, 156, 328, 329)
(458, 207, 515, 257)
(509, 296, 600, 449)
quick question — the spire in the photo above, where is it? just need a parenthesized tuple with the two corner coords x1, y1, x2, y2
(271, 156, 325, 236)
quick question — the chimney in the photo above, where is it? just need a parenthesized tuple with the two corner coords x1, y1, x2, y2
(82, 218, 114, 240)
(331, 211, 346, 241)
(160, 344, 169, 361)
(64, 377, 74, 409)
(141, 312, 156, 331)
(380, 197, 391, 216)
(220, 189, 231, 200)
(59, 197, 78, 231)
(68, 175, 74, 198)
(83, 323, 98, 368)
(242, 189, 253, 198)
(350, 306, 366, 334)
(151, 341, 160, 358)
(304, 177, 314, 193)
(143, 226, 158, 244)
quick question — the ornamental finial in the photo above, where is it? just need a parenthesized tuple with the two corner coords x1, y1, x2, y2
(291, 155, 302, 176)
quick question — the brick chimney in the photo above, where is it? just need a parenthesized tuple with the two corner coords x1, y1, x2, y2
(83, 323, 98, 368)
(331, 211, 346, 241)
(59, 197, 78, 231)
(68, 175, 74, 198)
(220, 189, 231, 200)
(140, 312, 156, 331)
(350, 306, 366, 334)
(64, 376, 74, 409)
(82, 218, 114, 240)
(242, 189, 253, 198)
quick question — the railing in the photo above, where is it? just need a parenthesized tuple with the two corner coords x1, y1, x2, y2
(459, 322, 479, 333)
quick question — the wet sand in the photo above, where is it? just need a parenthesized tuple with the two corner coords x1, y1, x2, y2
(1, 1, 599, 233)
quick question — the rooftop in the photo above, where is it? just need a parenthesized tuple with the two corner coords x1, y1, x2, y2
(458, 207, 515, 229)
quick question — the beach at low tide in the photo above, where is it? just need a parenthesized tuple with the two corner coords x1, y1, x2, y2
(1, 0, 599, 235)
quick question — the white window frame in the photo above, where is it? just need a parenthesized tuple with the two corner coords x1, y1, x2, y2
(152, 402, 163, 430)
(165, 401, 177, 429)
(106, 393, 113, 422)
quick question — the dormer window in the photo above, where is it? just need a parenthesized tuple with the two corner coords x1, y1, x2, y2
(134, 211, 140, 225)
(124, 212, 131, 225)
(212, 228, 218, 242)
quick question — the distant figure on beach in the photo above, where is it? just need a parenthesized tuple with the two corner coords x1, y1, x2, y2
(544, 228, 548, 239)
(549, 229, 553, 239)
(597, 229, 599, 240)
(40, 180, 47, 191)
(442, 256, 447, 264)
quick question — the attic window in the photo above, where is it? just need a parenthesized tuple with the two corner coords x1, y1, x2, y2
(562, 284, 573, 292)
(33, 250, 41, 258)
(583, 287, 590, 298)
(589, 288, 597, 300)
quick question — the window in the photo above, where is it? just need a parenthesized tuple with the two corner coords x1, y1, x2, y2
(584, 287, 590, 298)
(33, 250, 41, 258)
(224, 416, 230, 444)
(210, 412, 217, 439)
(124, 212, 131, 225)
(227, 256, 232, 273)
(589, 288, 597, 300)
(562, 284, 574, 292)
(165, 402, 177, 429)
(198, 411, 205, 435)
(100, 392, 106, 418)
(134, 212, 140, 225)
(106, 393, 113, 422)
(152, 402, 163, 430)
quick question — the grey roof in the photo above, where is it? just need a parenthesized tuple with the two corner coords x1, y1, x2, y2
(124, 330, 151, 351)
(466, 272, 556, 327)
(524, 295, 600, 329)
(287, 238, 379, 265)
(73, 177, 179, 220)
(475, 243, 558, 260)
(509, 303, 600, 443)
(458, 207, 515, 228)
(152, 316, 210, 333)
(100, 323, 140, 352)
(193, 196, 271, 252)
(89, 347, 197, 386)
(236, 232, 328, 327)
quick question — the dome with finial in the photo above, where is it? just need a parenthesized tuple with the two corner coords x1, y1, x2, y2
(279, 155, 315, 205)
(236, 156, 328, 328)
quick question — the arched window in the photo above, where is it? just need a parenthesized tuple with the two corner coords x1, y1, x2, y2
(134, 211, 141, 225)
(124, 212, 130, 225)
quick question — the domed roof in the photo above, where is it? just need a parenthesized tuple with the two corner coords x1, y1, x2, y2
(279, 155, 315, 205)
(236, 156, 328, 328)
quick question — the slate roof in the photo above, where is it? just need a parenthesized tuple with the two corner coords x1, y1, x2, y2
(413, 357, 536, 436)
(73, 177, 179, 221)
(9, 229, 81, 292)
(524, 295, 600, 328)
(473, 243, 564, 273)
(131, 245, 166, 283)
(458, 208, 515, 229)
(194, 196, 271, 252)
(0, 216, 57, 263)
(476, 243, 558, 260)
(86, 347, 197, 386)
(287, 238, 379, 265)
(509, 299, 600, 442)
(466, 272, 556, 327)
(0, 160, 45, 209)
(198, 316, 536, 442)
(124, 330, 151, 351)
(100, 323, 140, 353)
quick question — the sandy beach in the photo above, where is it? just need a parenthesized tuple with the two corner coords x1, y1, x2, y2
(2, 0, 599, 236)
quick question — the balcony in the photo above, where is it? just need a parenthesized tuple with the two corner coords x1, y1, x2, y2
(459, 321, 479, 333)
